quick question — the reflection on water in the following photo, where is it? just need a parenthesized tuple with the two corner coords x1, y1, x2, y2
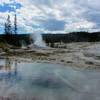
(0, 57, 18, 80)
(0, 58, 100, 100)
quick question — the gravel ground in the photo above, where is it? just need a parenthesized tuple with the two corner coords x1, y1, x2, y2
(1, 42, 100, 70)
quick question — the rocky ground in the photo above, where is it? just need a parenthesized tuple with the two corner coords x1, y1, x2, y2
(0, 42, 100, 70)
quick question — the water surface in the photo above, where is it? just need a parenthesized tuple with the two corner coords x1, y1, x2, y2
(0, 58, 100, 100)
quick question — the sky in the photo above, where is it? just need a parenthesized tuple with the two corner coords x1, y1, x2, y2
(0, 0, 100, 34)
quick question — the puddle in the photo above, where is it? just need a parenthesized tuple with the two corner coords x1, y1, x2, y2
(0, 58, 100, 100)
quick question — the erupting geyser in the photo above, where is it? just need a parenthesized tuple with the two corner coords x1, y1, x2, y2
(31, 30, 47, 48)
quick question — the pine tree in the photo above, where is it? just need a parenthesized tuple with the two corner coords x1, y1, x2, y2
(4, 15, 12, 35)
(7, 15, 12, 34)
(14, 14, 17, 34)
(4, 23, 7, 34)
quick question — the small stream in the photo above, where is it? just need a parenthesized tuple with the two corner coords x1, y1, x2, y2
(0, 58, 100, 100)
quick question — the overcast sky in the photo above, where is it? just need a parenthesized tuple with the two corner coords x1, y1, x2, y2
(0, 0, 100, 33)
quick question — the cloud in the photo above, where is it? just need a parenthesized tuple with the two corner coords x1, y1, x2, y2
(0, 0, 100, 33)
(65, 20, 96, 32)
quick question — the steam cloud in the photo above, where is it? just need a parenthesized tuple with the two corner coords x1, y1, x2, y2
(31, 30, 46, 48)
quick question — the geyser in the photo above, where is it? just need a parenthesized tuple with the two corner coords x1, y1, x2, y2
(31, 30, 46, 48)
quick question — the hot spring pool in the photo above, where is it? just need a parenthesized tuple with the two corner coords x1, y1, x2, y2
(0, 58, 100, 100)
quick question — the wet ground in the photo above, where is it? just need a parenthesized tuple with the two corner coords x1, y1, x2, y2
(0, 58, 100, 100)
